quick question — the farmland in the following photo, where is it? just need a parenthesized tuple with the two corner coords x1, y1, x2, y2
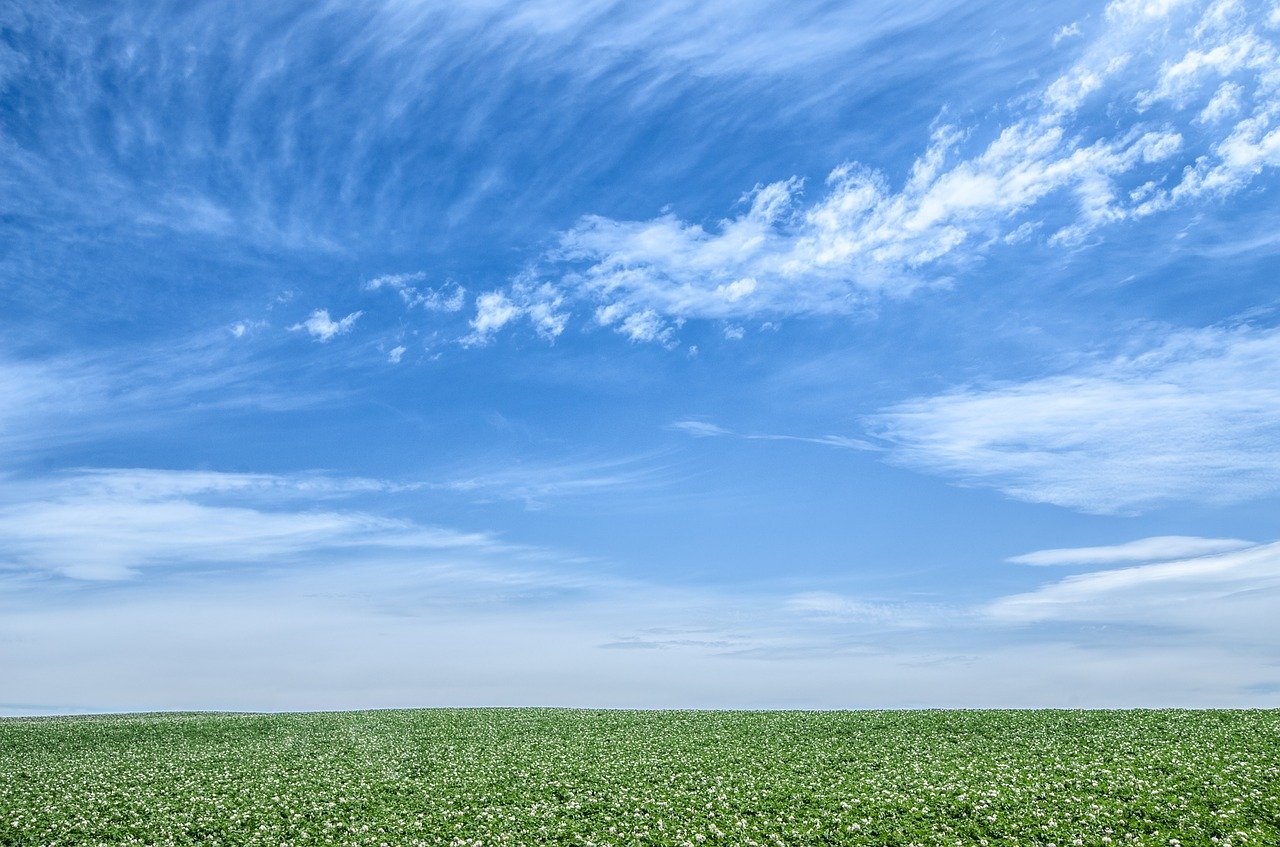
(1, 709, 1277, 846)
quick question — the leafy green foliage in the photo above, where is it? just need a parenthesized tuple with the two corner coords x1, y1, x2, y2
(2, 710, 1277, 846)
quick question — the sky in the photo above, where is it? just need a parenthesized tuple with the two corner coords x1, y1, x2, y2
(3, 0, 1280, 713)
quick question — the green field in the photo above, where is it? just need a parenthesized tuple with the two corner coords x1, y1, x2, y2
(1, 709, 1277, 846)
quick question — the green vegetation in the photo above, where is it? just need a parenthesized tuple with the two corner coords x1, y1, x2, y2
(1, 709, 1277, 846)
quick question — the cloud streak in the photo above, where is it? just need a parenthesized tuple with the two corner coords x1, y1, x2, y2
(0, 469, 512, 581)
(427, 455, 673, 509)
(670, 420, 877, 451)
(868, 322, 1280, 513)
(989, 540, 1280, 641)
(0, 341, 333, 464)
(1008, 535, 1256, 566)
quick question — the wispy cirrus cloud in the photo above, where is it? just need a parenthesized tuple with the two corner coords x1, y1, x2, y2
(0, 341, 332, 463)
(428, 455, 672, 509)
(0, 452, 678, 580)
(2, 0, 963, 259)
(868, 322, 1280, 513)
(670, 420, 877, 451)
(988, 540, 1280, 638)
(0, 468, 523, 581)
(364, 0, 978, 88)
(0, 454, 671, 582)
(1008, 535, 1256, 566)
(781, 591, 943, 627)
(475, 0, 1280, 342)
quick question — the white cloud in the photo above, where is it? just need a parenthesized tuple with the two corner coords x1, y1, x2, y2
(60, 467, 412, 500)
(1197, 79, 1245, 121)
(670, 420, 733, 437)
(783, 591, 913, 624)
(229, 319, 268, 339)
(364, 271, 428, 291)
(671, 419, 877, 451)
(1053, 22, 1083, 45)
(989, 540, 1280, 637)
(471, 291, 519, 337)
(290, 309, 363, 342)
(459, 0, 1280, 341)
(387, 345, 407, 363)
(428, 455, 670, 509)
(0, 343, 331, 464)
(0, 456, 669, 581)
(1008, 535, 1256, 566)
(465, 280, 567, 345)
(0, 469, 511, 581)
(366, 273, 466, 312)
(1141, 1, 1280, 205)
(615, 308, 676, 346)
(0, 498, 392, 581)
(367, 0, 982, 84)
(0, 357, 99, 455)
(869, 322, 1280, 513)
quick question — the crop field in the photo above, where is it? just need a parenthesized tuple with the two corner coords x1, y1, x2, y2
(1, 709, 1277, 847)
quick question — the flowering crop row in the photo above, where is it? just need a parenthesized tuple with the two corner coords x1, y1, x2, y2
(1, 709, 1277, 846)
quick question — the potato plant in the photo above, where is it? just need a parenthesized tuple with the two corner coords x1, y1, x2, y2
(2, 709, 1277, 846)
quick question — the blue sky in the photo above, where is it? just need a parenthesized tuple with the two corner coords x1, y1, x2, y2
(4, 0, 1280, 712)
